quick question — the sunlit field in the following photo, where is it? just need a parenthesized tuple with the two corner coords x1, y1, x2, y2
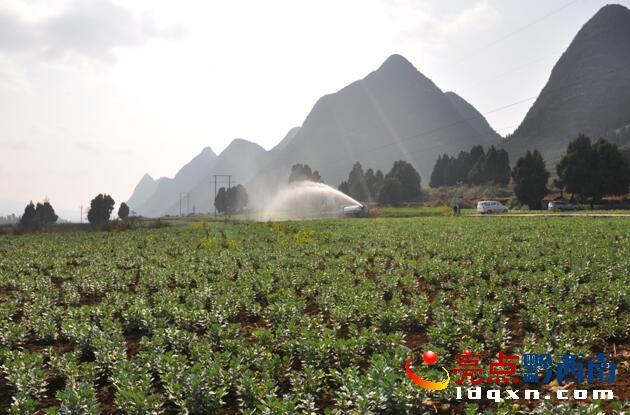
(0, 217, 628, 413)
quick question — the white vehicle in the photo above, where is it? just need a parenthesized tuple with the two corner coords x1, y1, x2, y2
(477, 200, 508, 214)
(341, 204, 368, 217)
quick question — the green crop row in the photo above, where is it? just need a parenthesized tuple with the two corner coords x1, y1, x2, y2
(0, 217, 627, 414)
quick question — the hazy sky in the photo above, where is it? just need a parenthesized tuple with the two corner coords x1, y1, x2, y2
(1, 0, 628, 216)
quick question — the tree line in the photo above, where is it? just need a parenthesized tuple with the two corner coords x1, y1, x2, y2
(19, 201, 58, 230)
(17, 195, 130, 230)
(337, 160, 422, 205)
(13, 133, 629, 228)
(553, 135, 629, 208)
(430, 134, 630, 209)
(510, 135, 630, 209)
(430, 145, 511, 187)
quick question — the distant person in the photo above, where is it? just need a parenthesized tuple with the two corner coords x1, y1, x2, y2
(451, 198, 460, 215)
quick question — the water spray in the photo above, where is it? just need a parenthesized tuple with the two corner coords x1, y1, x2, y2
(259, 181, 365, 221)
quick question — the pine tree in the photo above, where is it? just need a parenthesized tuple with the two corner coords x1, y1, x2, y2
(87, 194, 115, 226)
(557, 135, 630, 208)
(385, 160, 421, 202)
(511, 150, 549, 209)
(36, 201, 58, 228)
(118, 202, 130, 220)
(20, 201, 39, 230)
(347, 162, 368, 201)
(378, 177, 403, 206)
(483, 146, 511, 186)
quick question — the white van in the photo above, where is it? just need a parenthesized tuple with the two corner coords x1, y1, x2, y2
(477, 200, 508, 214)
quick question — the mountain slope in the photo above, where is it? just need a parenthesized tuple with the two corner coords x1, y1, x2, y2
(128, 54, 500, 214)
(445, 92, 502, 146)
(131, 147, 217, 217)
(126, 174, 158, 212)
(251, 54, 500, 195)
(162, 139, 268, 215)
(502, 4, 630, 165)
(270, 127, 300, 154)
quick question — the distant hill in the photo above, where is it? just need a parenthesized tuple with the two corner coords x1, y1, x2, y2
(502, 4, 630, 165)
(126, 174, 158, 212)
(128, 140, 269, 216)
(128, 55, 501, 215)
(162, 139, 268, 216)
(270, 127, 300, 154)
(131, 147, 217, 217)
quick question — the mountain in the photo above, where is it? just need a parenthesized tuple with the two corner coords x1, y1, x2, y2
(249, 54, 501, 196)
(126, 174, 158, 212)
(128, 140, 268, 216)
(445, 92, 501, 146)
(270, 127, 300, 153)
(162, 139, 267, 215)
(130, 147, 217, 217)
(502, 4, 630, 166)
(128, 54, 500, 214)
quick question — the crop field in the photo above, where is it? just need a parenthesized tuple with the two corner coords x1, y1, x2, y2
(0, 217, 628, 414)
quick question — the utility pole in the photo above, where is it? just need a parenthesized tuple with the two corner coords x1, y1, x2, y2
(179, 193, 191, 216)
(79, 205, 83, 224)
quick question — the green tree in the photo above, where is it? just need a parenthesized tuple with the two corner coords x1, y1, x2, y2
(467, 158, 485, 185)
(484, 146, 511, 186)
(430, 154, 459, 187)
(430, 155, 447, 187)
(341, 165, 384, 201)
(591, 138, 630, 203)
(227, 184, 249, 214)
(557, 135, 630, 208)
(214, 185, 249, 214)
(451, 152, 468, 185)
(377, 177, 403, 206)
(364, 168, 383, 201)
(511, 150, 549, 209)
(214, 187, 228, 214)
(20, 201, 39, 230)
(288, 164, 321, 183)
(348, 162, 367, 201)
(557, 134, 593, 204)
(36, 201, 58, 229)
(118, 202, 130, 220)
(431, 146, 488, 187)
(87, 194, 115, 226)
(469, 145, 485, 165)
(384, 160, 421, 202)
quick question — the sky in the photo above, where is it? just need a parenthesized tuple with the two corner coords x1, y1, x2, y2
(1, 0, 629, 218)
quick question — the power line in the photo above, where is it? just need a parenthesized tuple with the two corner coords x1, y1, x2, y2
(179, 192, 190, 216)
(467, 48, 565, 89)
(447, 0, 582, 67)
(314, 63, 629, 170)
